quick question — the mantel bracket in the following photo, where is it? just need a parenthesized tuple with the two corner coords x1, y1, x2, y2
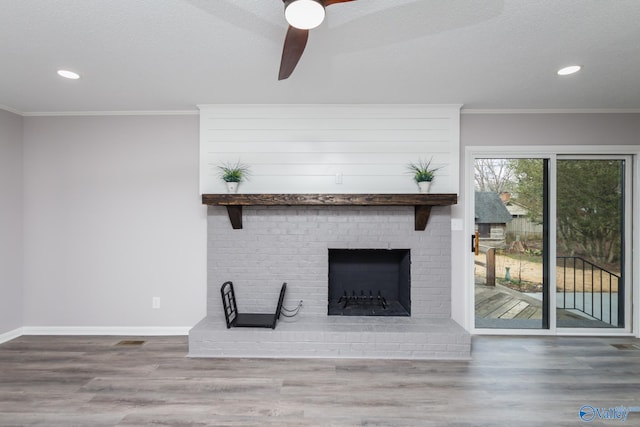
(225, 206, 243, 229)
(414, 205, 432, 231)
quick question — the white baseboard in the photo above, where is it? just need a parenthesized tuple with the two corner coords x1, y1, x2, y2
(0, 327, 24, 344)
(20, 326, 191, 336)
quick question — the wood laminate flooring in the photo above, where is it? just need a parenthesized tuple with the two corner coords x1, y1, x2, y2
(1, 335, 640, 426)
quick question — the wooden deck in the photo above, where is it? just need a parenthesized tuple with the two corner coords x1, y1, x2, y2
(475, 284, 543, 320)
(475, 284, 615, 327)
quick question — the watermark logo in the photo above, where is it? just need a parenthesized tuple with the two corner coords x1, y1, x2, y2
(579, 405, 640, 423)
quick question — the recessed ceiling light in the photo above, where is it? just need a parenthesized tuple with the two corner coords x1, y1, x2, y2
(57, 69, 80, 80)
(557, 65, 581, 76)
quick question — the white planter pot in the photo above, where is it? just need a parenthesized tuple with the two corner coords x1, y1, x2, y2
(417, 181, 432, 193)
(225, 182, 239, 193)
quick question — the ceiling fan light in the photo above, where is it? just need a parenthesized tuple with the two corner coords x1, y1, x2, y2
(285, 0, 325, 30)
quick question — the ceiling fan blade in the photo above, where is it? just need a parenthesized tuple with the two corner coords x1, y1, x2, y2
(278, 25, 309, 80)
(324, 0, 356, 6)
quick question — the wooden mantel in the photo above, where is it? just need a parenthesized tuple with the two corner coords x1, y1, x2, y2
(202, 193, 457, 231)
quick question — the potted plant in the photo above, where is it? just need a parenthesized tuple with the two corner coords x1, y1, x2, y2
(407, 158, 440, 193)
(218, 161, 250, 193)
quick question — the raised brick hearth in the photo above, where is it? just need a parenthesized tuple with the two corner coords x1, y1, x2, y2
(189, 205, 470, 359)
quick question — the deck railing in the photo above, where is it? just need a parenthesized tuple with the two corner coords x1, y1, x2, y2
(556, 256, 620, 325)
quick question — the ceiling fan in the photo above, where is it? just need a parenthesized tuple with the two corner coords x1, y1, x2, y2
(279, 0, 356, 80)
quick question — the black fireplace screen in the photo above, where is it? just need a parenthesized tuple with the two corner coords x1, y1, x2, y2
(328, 249, 410, 316)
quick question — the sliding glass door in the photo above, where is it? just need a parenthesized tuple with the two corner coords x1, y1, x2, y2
(555, 158, 627, 329)
(474, 158, 548, 329)
(473, 154, 631, 332)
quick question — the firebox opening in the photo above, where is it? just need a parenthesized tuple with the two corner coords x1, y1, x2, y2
(328, 249, 410, 317)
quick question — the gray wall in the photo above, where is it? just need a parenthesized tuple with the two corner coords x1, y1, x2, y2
(6, 111, 640, 333)
(0, 109, 24, 335)
(461, 113, 640, 146)
(22, 115, 207, 328)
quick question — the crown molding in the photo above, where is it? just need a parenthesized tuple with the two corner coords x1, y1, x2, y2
(8, 106, 640, 117)
(22, 110, 199, 117)
(462, 108, 640, 114)
(0, 105, 24, 115)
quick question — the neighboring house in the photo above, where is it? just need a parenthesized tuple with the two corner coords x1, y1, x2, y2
(475, 192, 513, 246)
(504, 201, 544, 241)
(500, 192, 543, 241)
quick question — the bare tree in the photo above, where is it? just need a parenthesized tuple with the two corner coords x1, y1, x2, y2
(474, 158, 516, 193)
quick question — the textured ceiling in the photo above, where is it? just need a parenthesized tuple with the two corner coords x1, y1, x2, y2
(1, 0, 640, 113)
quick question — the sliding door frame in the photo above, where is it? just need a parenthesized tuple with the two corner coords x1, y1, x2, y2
(465, 145, 639, 337)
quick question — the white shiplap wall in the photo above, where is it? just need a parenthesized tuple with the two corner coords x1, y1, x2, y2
(199, 104, 461, 194)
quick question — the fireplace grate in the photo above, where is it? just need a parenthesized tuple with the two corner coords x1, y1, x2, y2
(329, 288, 410, 317)
(338, 289, 387, 310)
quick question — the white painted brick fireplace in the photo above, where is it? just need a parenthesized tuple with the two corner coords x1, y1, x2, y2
(190, 103, 469, 359)
(189, 204, 471, 359)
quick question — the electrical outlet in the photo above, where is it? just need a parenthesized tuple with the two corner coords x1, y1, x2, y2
(152, 297, 161, 309)
(335, 172, 343, 184)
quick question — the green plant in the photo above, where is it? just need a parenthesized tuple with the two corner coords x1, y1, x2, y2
(218, 161, 250, 183)
(407, 157, 441, 182)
